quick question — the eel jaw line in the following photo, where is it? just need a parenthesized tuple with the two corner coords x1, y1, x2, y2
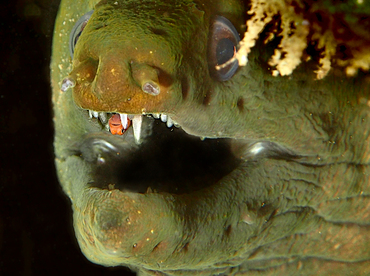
(88, 109, 179, 144)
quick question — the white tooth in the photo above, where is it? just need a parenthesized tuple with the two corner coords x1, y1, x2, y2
(119, 113, 128, 129)
(152, 113, 160, 119)
(166, 117, 173, 128)
(88, 110, 93, 119)
(160, 114, 167, 123)
(98, 112, 107, 124)
(105, 123, 110, 131)
(132, 115, 143, 144)
(92, 111, 99, 118)
(171, 119, 180, 128)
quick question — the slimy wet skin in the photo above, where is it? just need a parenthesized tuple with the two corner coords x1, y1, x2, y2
(51, 0, 370, 275)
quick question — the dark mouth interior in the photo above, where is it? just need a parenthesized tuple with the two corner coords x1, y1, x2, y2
(81, 116, 240, 194)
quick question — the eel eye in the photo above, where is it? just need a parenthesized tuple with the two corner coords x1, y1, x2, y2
(69, 10, 94, 58)
(208, 16, 240, 81)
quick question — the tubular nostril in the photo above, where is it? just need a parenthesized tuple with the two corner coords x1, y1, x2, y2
(60, 77, 76, 92)
(67, 58, 99, 89)
(142, 81, 160, 96)
(131, 63, 161, 96)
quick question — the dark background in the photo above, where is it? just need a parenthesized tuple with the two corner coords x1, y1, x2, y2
(0, 1, 135, 275)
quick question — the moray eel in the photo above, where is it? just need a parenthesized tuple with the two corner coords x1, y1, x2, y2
(51, 0, 370, 275)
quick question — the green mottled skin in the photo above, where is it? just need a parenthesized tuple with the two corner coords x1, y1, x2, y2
(51, 0, 370, 275)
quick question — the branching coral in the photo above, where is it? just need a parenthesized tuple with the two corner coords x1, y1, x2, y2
(235, 0, 370, 79)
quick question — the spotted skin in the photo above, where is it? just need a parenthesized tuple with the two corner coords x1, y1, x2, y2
(51, 0, 370, 275)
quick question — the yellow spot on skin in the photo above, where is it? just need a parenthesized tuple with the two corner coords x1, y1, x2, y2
(138, 210, 141, 214)
(151, 229, 154, 234)
(110, 68, 118, 76)
(146, 238, 150, 241)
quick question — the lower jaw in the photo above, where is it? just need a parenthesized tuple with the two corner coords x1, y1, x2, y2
(67, 112, 246, 271)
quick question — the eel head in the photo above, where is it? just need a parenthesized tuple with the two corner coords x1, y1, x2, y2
(51, 0, 370, 275)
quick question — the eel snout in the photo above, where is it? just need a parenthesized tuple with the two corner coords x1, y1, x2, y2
(66, 18, 183, 119)
(68, 52, 178, 115)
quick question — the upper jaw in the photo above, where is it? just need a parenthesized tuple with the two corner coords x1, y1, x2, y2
(86, 109, 180, 144)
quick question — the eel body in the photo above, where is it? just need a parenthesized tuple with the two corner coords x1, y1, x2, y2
(51, 0, 370, 275)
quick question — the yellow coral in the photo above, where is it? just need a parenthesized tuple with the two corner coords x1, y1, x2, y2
(234, 0, 370, 79)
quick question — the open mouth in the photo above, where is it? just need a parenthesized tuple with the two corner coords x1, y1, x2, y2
(51, 1, 370, 273)
(79, 109, 240, 195)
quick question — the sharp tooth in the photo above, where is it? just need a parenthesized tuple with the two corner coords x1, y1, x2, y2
(160, 114, 167, 123)
(92, 111, 99, 118)
(88, 110, 93, 119)
(104, 123, 110, 131)
(152, 113, 160, 119)
(98, 112, 108, 124)
(119, 113, 128, 129)
(171, 119, 180, 128)
(132, 115, 143, 144)
(166, 117, 173, 128)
